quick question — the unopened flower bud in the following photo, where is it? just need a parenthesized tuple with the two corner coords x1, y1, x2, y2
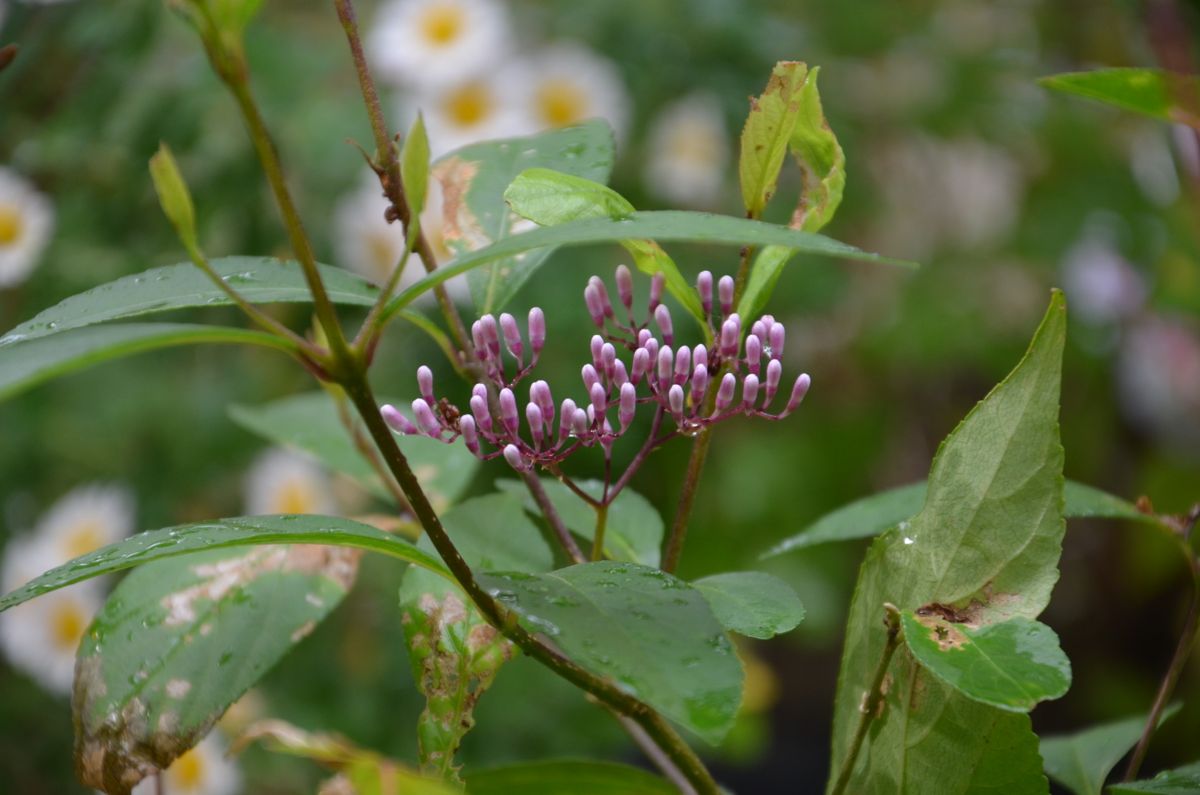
(381, 404, 418, 435)
(718, 275, 734, 317)
(637, 328, 653, 348)
(500, 312, 523, 363)
(619, 382, 637, 429)
(572, 407, 590, 437)
(590, 334, 605, 371)
(750, 319, 767, 341)
(613, 359, 629, 388)
(590, 381, 608, 417)
(584, 283, 606, 328)
(693, 344, 708, 370)
(783, 373, 811, 415)
(469, 394, 492, 433)
(764, 359, 783, 404)
(531, 380, 554, 429)
(528, 307, 546, 357)
(412, 398, 442, 436)
(417, 365, 435, 405)
(654, 303, 674, 346)
(460, 415, 481, 456)
(648, 273, 665, 312)
(673, 345, 691, 385)
(615, 264, 634, 312)
(697, 270, 714, 316)
(719, 317, 739, 358)
(472, 383, 488, 402)
(582, 363, 600, 393)
(503, 444, 528, 471)
(742, 373, 760, 408)
(643, 337, 659, 366)
(559, 398, 578, 444)
(526, 402, 544, 448)
(631, 347, 650, 385)
(601, 342, 617, 380)
(668, 384, 685, 417)
(656, 345, 673, 388)
(471, 320, 489, 362)
(714, 373, 736, 413)
(589, 275, 614, 319)
(499, 388, 519, 436)
(480, 314, 501, 361)
(768, 322, 785, 360)
(690, 365, 708, 406)
(745, 334, 763, 376)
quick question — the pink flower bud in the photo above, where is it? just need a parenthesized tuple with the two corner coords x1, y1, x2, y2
(631, 347, 650, 385)
(664, 383, 682, 417)
(715, 373, 736, 413)
(469, 394, 492, 433)
(601, 342, 617, 380)
(412, 398, 441, 436)
(471, 320, 489, 362)
(526, 402, 544, 448)
(615, 264, 634, 312)
(590, 381, 608, 417)
(460, 415, 481, 456)
(656, 345, 673, 388)
(637, 328, 653, 348)
(768, 322, 785, 360)
(582, 363, 600, 393)
(697, 270, 713, 316)
(503, 444, 528, 472)
(654, 303, 674, 346)
(499, 388, 519, 436)
(612, 359, 629, 388)
(719, 317, 739, 358)
(783, 373, 811, 415)
(589, 276, 614, 319)
(764, 359, 782, 404)
(643, 337, 659, 366)
(531, 380, 554, 429)
(472, 383, 488, 402)
(417, 365, 435, 405)
(559, 398, 578, 444)
(673, 344, 691, 385)
(480, 314, 501, 361)
(619, 382, 637, 430)
(693, 344, 708, 370)
(745, 334, 763, 376)
(718, 275, 734, 317)
(572, 407, 590, 437)
(381, 404, 418, 435)
(750, 319, 767, 341)
(584, 284, 606, 328)
(742, 373, 760, 409)
(500, 312, 523, 364)
(690, 365, 708, 406)
(590, 334, 605, 371)
(528, 307, 546, 357)
(648, 273, 665, 312)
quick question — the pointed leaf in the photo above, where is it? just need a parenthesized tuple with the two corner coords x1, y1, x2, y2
(1040, 705, 1181, 795)
(402, 112, 431, 223)
(75, 544, 361, 794)
(739, 61, 809, 217)
(478, 561, 743, 744)
(694, 571, 805, 639)
(1040, 68, 1200, 127)
(1110, 760, 1200, 794)
(464, 760, 678, 794)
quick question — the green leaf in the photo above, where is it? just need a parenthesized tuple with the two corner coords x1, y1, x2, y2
(827, 292, 1068, 792)
(0, 514, 451, 613)
(433, 122, 615, 314)
(0, 256, 379, 344)
(763, 480, 1171, 557)
(384, 210, 914, 322)
(464, 760, 678, 794)
(229, 392, 478, 510)
(1039, 68, 1200, 126)
(693, 572, 805, 639)
(402, 112, 431, 224)
(1040, 705, 1182, 795)
(0, 323, 295, 402)
(739, 61, 809, 217)
(494, 478, 663, 567)
(74, 544, 361, 794)
(1110, 761, 1200, 794)
(900, 612, 1070, 712)
(478, 561, 743, 744)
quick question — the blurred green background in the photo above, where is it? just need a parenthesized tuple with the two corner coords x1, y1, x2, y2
(2, 0, 1199, 792)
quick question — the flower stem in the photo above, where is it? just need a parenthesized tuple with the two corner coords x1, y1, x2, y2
(523, 470, 586, 564)
(591, 503, 609, 562)
(662, 427, 712, 573)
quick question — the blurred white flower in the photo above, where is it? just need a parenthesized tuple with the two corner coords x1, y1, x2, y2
(645, 93, 729, 207)
(36, 483, 135, 563)
(332, 174, 468, 300)
(1118, 315, 1200, 452)
(131, 732, 242, 795)
(413, 73, 531, 158)
(368, 0, 511, 88)
(930, 0, 1038, 56)
(1128, 127, 1181, 207)
(1061, 223, 1147, 324)
(504, 44, 630, 139)
(244, 447, 336, 516)
(0, 167, 55, 288)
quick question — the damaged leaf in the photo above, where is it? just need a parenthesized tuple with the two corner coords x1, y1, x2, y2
(739, 61, 809, 218)
(75, 544, 362, 794)
(827, 292, 1068, 793)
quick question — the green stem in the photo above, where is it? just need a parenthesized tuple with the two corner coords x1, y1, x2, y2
(591, 503, 609, 562)
(523, 470, 586, 564)
(831, 604, 902, 795)
(662, 428, 712, 573)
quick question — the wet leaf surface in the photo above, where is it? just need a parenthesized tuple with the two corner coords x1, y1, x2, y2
(694, 571, 805, 639)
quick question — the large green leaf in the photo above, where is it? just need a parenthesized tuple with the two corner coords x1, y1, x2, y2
(0, 323, 294, 401)
(464, 760, 678, 794)
(494, 478, 663, 567)
(901, 612, 1070, 712)
(1110, 761, 1200, 794)
(827, 292, 1067, 793)
(763, 480, 1171, 557)
(383, 210, 914, 322)
(74, 544, 361, 794)
(433, 122, 615, 314)
(0, 515, 450, 613)
(478, 561, 743, 744)
(1040, 706, 1181, 795)
(1039, 68, 1200, 127)
(229, 392, 479, 510)
(0, 257, 378, 344)
(694, 571, 805, 639)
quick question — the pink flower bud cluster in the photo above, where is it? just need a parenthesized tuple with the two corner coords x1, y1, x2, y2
(381, 266, 810, 473)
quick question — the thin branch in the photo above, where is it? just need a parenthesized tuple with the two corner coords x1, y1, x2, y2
(522, 470, 586, 564)
(606, 406, 666, 502)
(609, 708, 698, 795)
(662, 427, 712, 573)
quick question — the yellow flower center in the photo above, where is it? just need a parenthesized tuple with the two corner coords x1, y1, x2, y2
(0, 203, 23, 247)
(63, 520, 106, 559)
(50, 599, 88, 653)
(443, 82, 492, 128)
(670, 127, 721, 165)
(536, 79, 587, 128)
(275, 479, 316, 514)
(168, 746, 206, 791)
(420, 4, 465, 46)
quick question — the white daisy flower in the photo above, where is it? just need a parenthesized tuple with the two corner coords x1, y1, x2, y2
(0, 166, 55, 288)
(413, 73, 532, 158)
(131, 732, 242, 795)
(0, 534, 104, 694)
(244, 447, 336, 516)
(645, 92, 729, 207)
(503, 43, 631, 139)
(35, 483, 135, 563)
(368, 0, 511, 89)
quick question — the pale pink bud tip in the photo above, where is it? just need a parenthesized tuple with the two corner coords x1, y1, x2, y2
(693, 344, 708, 370)
(668, 384, 685, 416)
(742, 373, 760, 408)
(559, 398, 578, 443)
(631, 347, 650, 384)
(572, 407, 590, 437)
(590, 382, 608, 416)
(582, 364, 600, 393)
(471, 321, 488, 359)
(656, 345, 674, 387)
(499, 388, 519, 435)
(472, 383, 488, 401)
(531, 380, 555, 427)
(500, 312, 523, 361)
(526, 403, 545, 447)
(381, 404, 418, 435)
(654, 303, 674, 346)
(765, 359, 783, 404)
(715, 373, 736, 412)
(697, 270, 714, 315)
(784, 374, 811, 414)
(637, 328, 653, 348)
(648, 273, 665, 311)
(584, 284, 605, 328)
(416, 365, 435, 405)
(718, 275, 734, 316)
(615, 264, 634, 310)
(673, 345, 691, 385)
(619, 382, 637, 429)
(768, 323, 785, 359)
(412, 399, 442, 436)
(469, 394, 492, 432)
(719, 318, 739, 357)
(528, 308, 547, 355)
(745, 334, 763, 376)
(503, 444, 528, 471)
(588, 275, 614, 318)
(690, 365, 708, 405)
(460, 415, 481, 456)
